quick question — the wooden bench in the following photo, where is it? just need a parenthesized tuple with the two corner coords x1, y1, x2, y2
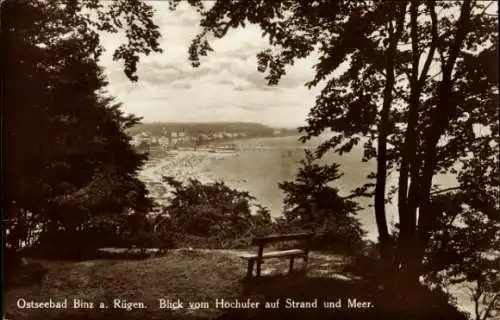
(240, 232, 314, 279)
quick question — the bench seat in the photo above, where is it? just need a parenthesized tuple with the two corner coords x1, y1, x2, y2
(240, 249, 305, 260)
(241, 232, 314, 279)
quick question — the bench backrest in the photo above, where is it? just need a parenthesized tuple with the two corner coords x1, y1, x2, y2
(252, 232, 314, 246)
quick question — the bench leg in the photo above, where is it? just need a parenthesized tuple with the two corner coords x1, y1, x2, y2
(256, 260, 262, 277)
(246, 260, 254, 279)
(303, 255, 309, 270)
(289, 257, 295, 274)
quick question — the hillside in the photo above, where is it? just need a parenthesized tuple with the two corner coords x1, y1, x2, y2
(5, 250, 352, 320)
(127, 122, 298, 137)
(4, 249, 468, 320)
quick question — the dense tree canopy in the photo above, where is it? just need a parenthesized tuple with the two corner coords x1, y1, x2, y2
(2, 0, 161, 253)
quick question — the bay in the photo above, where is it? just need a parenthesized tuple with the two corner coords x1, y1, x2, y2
(141, 135, 423, 240)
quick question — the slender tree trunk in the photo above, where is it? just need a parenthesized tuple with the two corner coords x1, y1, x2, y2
(396, 1, 421, 280)
(416, 0, 473, 275)
(375, 2, 407, 264)
(395, 0, 444, 284)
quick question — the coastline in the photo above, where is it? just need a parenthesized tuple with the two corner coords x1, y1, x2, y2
(139, 134, 457, 243)
(138, 134, 378, 235)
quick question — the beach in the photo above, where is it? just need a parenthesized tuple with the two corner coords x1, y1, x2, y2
(139, 135, 459, 242)
(141, 136, 390, 240)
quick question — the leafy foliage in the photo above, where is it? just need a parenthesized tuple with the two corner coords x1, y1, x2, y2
(157, 177, 273, 248)
(424, 182, 500, 318)
(2, 0, 157, 255)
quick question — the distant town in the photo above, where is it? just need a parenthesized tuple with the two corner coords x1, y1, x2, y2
(128, 122, 299, 152)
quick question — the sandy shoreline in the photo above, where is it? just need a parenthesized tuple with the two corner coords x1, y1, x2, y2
(139, 136, 457, 241)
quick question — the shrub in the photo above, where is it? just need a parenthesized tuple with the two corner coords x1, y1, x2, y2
(278, 150, 366, 253)
(159, 177, 273, 248)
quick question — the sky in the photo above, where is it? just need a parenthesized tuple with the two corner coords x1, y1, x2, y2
(98, 1, 320, 128)
(98, 1, 497, 129)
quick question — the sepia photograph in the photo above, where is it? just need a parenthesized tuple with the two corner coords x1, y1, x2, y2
(2, 0, 499, 319)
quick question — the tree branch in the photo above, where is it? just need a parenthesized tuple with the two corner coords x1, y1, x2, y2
(418, 0, 438, 88)
(429, 186, 462, 195)
(442, 0, 474, 81)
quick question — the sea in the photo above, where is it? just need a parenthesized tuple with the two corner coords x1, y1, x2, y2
(139, 134, 457, 241)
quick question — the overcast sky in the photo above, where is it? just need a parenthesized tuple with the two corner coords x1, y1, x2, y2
(98, 1, 320, 128)
(98, 1, 496, 128)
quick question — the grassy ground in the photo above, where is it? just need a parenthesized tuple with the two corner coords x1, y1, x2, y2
(4, 249, 466, 320)
(4, 249, 349, 319)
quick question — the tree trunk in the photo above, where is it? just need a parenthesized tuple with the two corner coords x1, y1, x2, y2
(395, 0, 420, 276)
(415, 0, 473, 276)
(375, 3, 406, 264)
